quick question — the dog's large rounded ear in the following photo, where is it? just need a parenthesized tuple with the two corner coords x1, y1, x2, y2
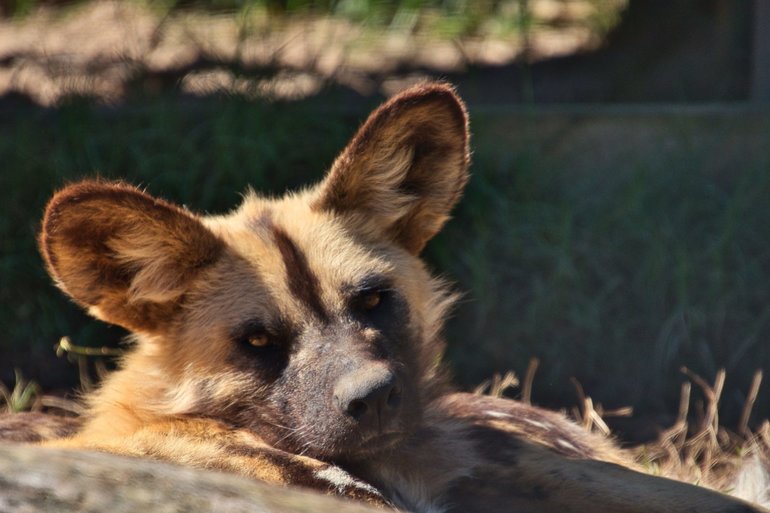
(39, 181, 223, 333)
(312, 83, 470, 254)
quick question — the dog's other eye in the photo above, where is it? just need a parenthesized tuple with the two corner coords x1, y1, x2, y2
(234, 321, 276, 350)
(351, 277, 394, 316)
(360, 290, 382, 311)
(245, 332, 271, 348)
(354, 283, 394, 314)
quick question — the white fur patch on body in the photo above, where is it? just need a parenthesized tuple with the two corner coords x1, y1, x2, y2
(314, 466, 381, 496)
(556, 438, 579, 452)
(483, 410, 512, 419)
(522, 417, 553, 430)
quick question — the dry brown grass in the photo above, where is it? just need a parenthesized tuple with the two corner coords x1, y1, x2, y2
(632, 368, 767, 496)
(480, 359, 769, 498)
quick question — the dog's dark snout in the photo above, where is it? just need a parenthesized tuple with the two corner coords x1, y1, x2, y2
(334, 365, 402, 429)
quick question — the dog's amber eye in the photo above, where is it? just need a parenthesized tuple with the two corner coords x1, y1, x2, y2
(361, 290, 382, 311)
(234, 321, 275, 350)
(246, 333, 271, 348)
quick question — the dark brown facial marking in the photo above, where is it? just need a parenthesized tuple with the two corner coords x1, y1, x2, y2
(247, 210, 275, 238)
(271, 227, 329, 323)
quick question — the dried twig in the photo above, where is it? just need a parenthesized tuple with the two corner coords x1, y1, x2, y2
(586, 400, 611, 436)
(570, 377, 588, 427)
(521, 357, 539, 405)
(678, 367, 729, 481)
(56, 336, 123, 357)
(738, 369, 763, 437)
(681, 367, 724, 435)
(601, 406, 633, 418)
(474, 371, 519, 398)
(569, 377, 610, 435)
(676, 381, 692, 426)
(55, 336, 122, 393)
(582, 396, 594, 431)
(658, 380, 691, 462)
(570, 376, 586, 404)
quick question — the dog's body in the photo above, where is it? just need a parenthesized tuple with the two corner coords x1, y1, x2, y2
(10, 83, 766, 512)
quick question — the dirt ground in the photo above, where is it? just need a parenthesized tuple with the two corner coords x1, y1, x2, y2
(0, 1, 608, 105)
(0, 1, 753, 107)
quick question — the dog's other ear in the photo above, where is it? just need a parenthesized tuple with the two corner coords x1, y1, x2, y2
(39, 181, 223, 333)
(313, 83, 470, 254)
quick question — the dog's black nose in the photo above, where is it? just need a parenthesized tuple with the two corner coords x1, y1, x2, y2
(333, 364, 402, 431)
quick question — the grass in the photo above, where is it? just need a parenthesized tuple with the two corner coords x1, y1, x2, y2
(1, 94, 769, 432)
(433, 109, 770, 426)
(0, 370, 40, 413)
(5, 0, 627, 41)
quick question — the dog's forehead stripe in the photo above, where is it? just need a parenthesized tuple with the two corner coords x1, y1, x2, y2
(271, 225, 330, 323)
(247, 210, 274, 238)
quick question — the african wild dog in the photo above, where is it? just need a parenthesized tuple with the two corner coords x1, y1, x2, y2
(23, 83, 767, 512)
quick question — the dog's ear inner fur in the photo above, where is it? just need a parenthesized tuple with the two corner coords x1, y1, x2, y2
(313, 83, 470, 254)
(39, 181, 223, 333)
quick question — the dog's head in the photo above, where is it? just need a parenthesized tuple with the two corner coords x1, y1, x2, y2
(39, 83, 470, 460)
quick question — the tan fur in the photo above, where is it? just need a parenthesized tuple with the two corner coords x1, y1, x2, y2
(0, 412, 80, 443)
(21, 83, 766, 513)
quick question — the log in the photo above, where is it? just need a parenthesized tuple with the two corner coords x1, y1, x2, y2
(0, 444, 385, 513)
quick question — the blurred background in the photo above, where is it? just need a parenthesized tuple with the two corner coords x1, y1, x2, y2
(1, 0, 769, 444)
